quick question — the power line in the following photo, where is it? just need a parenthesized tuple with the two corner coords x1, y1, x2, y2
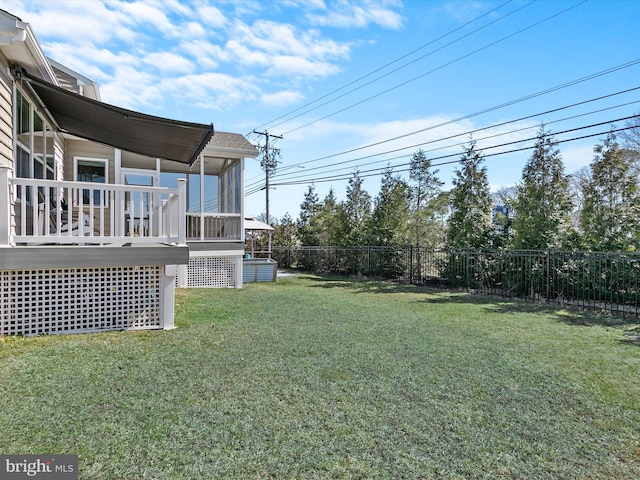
(246, 59, 640, 193)
(248, 0, 516, 136)
(280, 0, 589, 136)
(277, 58, 640, 173)
(244, 108, 640, 195)
(253, 101, 640, 189)
(256, 1, 534, 134)
(257, 87, 640, 186)
(253, 120, 638, 189)
(245, 87, 640, 191)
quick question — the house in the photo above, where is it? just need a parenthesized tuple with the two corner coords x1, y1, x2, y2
(0, 9, 258, 336)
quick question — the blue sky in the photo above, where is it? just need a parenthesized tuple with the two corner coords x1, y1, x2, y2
(6, 0, 640, 221)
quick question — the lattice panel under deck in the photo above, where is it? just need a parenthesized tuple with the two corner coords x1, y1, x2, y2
(0, 266, 161, 336)
(185, 256, 237, 288)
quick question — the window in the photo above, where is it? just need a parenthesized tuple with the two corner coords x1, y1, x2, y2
(14, 88, 57, 202)
(75, 158, 107, 205)
(220, 161, 241, 214)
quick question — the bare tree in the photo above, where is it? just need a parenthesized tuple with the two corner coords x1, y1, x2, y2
(620, 113, 640, 152)
(568, 166, 591, 213)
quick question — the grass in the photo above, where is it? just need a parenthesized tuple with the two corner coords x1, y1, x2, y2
(1, 274, 639, 479)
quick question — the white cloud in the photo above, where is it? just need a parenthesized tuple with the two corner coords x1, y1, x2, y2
(159, 72, 260, 111)
(195, 4, 227, 28)
(118, 1, 177, 34)
(180, 40, 223, 69)
(268, 55, 341, 79)
(261, 90, 305, 107)
(6, 0, 390, 120)
(183, 21, 208, 39)
(224, 20, 350, 79)
(12, 1, 131, 45)
(357, 116, 479, 158)
(234, 20, 349, 59)
(223, 39, 270, 68)
(99, 65, 160, 110)
(307, 0, 404, 29)
(562, 144, 595, 171)
(443, 1, 488, 23)
(161, 0, 196, 17)
(143, 52, 195, 74)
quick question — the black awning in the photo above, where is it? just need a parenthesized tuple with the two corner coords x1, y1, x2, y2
(21, 69, 214, 165)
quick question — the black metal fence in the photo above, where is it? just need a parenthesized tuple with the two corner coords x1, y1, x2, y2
(272, 246, 640, 317)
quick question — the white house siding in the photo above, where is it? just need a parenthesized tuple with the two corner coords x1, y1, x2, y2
(64, 138, 115, 183)
(0, 68, 12, 169)
(0, 54, 12, 169)
(0, 58, 14, 238)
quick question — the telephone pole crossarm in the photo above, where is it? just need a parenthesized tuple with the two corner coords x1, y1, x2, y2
(253, 130, 283, 225)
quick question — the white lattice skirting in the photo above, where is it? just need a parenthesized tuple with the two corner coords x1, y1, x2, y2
(180, 256, 238, 288)
(0, 266, 163, 336)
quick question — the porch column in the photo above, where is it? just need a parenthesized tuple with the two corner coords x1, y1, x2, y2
(236, 255, 243, 289)
(177, 264, 188, 288)
(0, 166, 11, 246)
(160, 265, 177, 330)
(177, 178, 187, 245)
(200, 153, 204, 241)
(114, 149, 122, 237)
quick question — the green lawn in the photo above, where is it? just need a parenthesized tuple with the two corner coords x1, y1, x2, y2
(1, 274, 639, 479)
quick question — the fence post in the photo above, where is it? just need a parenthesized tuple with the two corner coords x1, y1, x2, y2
(546, 249, 551, 302)
(466, 249, 471, 291)
(409, 246, 414, 285)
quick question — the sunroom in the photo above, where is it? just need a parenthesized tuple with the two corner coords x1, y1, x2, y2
(4, 83, 255, 290)
(0, 8, 257, 336)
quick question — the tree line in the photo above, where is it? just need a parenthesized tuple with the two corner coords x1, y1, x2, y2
(261, 117, 640, 255)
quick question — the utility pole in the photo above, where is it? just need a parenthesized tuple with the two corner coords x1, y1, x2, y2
(253, 130, 282, 225)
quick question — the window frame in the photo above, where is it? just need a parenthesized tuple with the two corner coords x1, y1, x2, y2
(74, 157, 109, 206)
(14, 87, 57, 204)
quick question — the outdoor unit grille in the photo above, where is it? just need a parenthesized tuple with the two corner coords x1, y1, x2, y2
(184, 256, 237, 288)
(0, 266, 162, 336)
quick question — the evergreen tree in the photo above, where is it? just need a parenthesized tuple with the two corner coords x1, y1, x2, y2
(297, 184, 321, 245)
(316, 188, 341, 246)
(581, 130, 640, 251)
(369, 167, 411, 246)
(446, 141, 493, 249)
(408, 149, 445, 248)
(512, 128, 573, 250)
(273, 212, 298, 248)
(338, 171, 371, 247)
(272, 213, 299, 268)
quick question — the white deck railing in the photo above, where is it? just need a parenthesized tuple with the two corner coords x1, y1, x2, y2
(186, 212, 242, 241)
(0, 169, 187, 246)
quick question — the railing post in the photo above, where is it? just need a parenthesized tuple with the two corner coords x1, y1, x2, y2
(0, 166, 11, 246)
(177, 178, 187, 245)
(162, 199, 168, 242)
